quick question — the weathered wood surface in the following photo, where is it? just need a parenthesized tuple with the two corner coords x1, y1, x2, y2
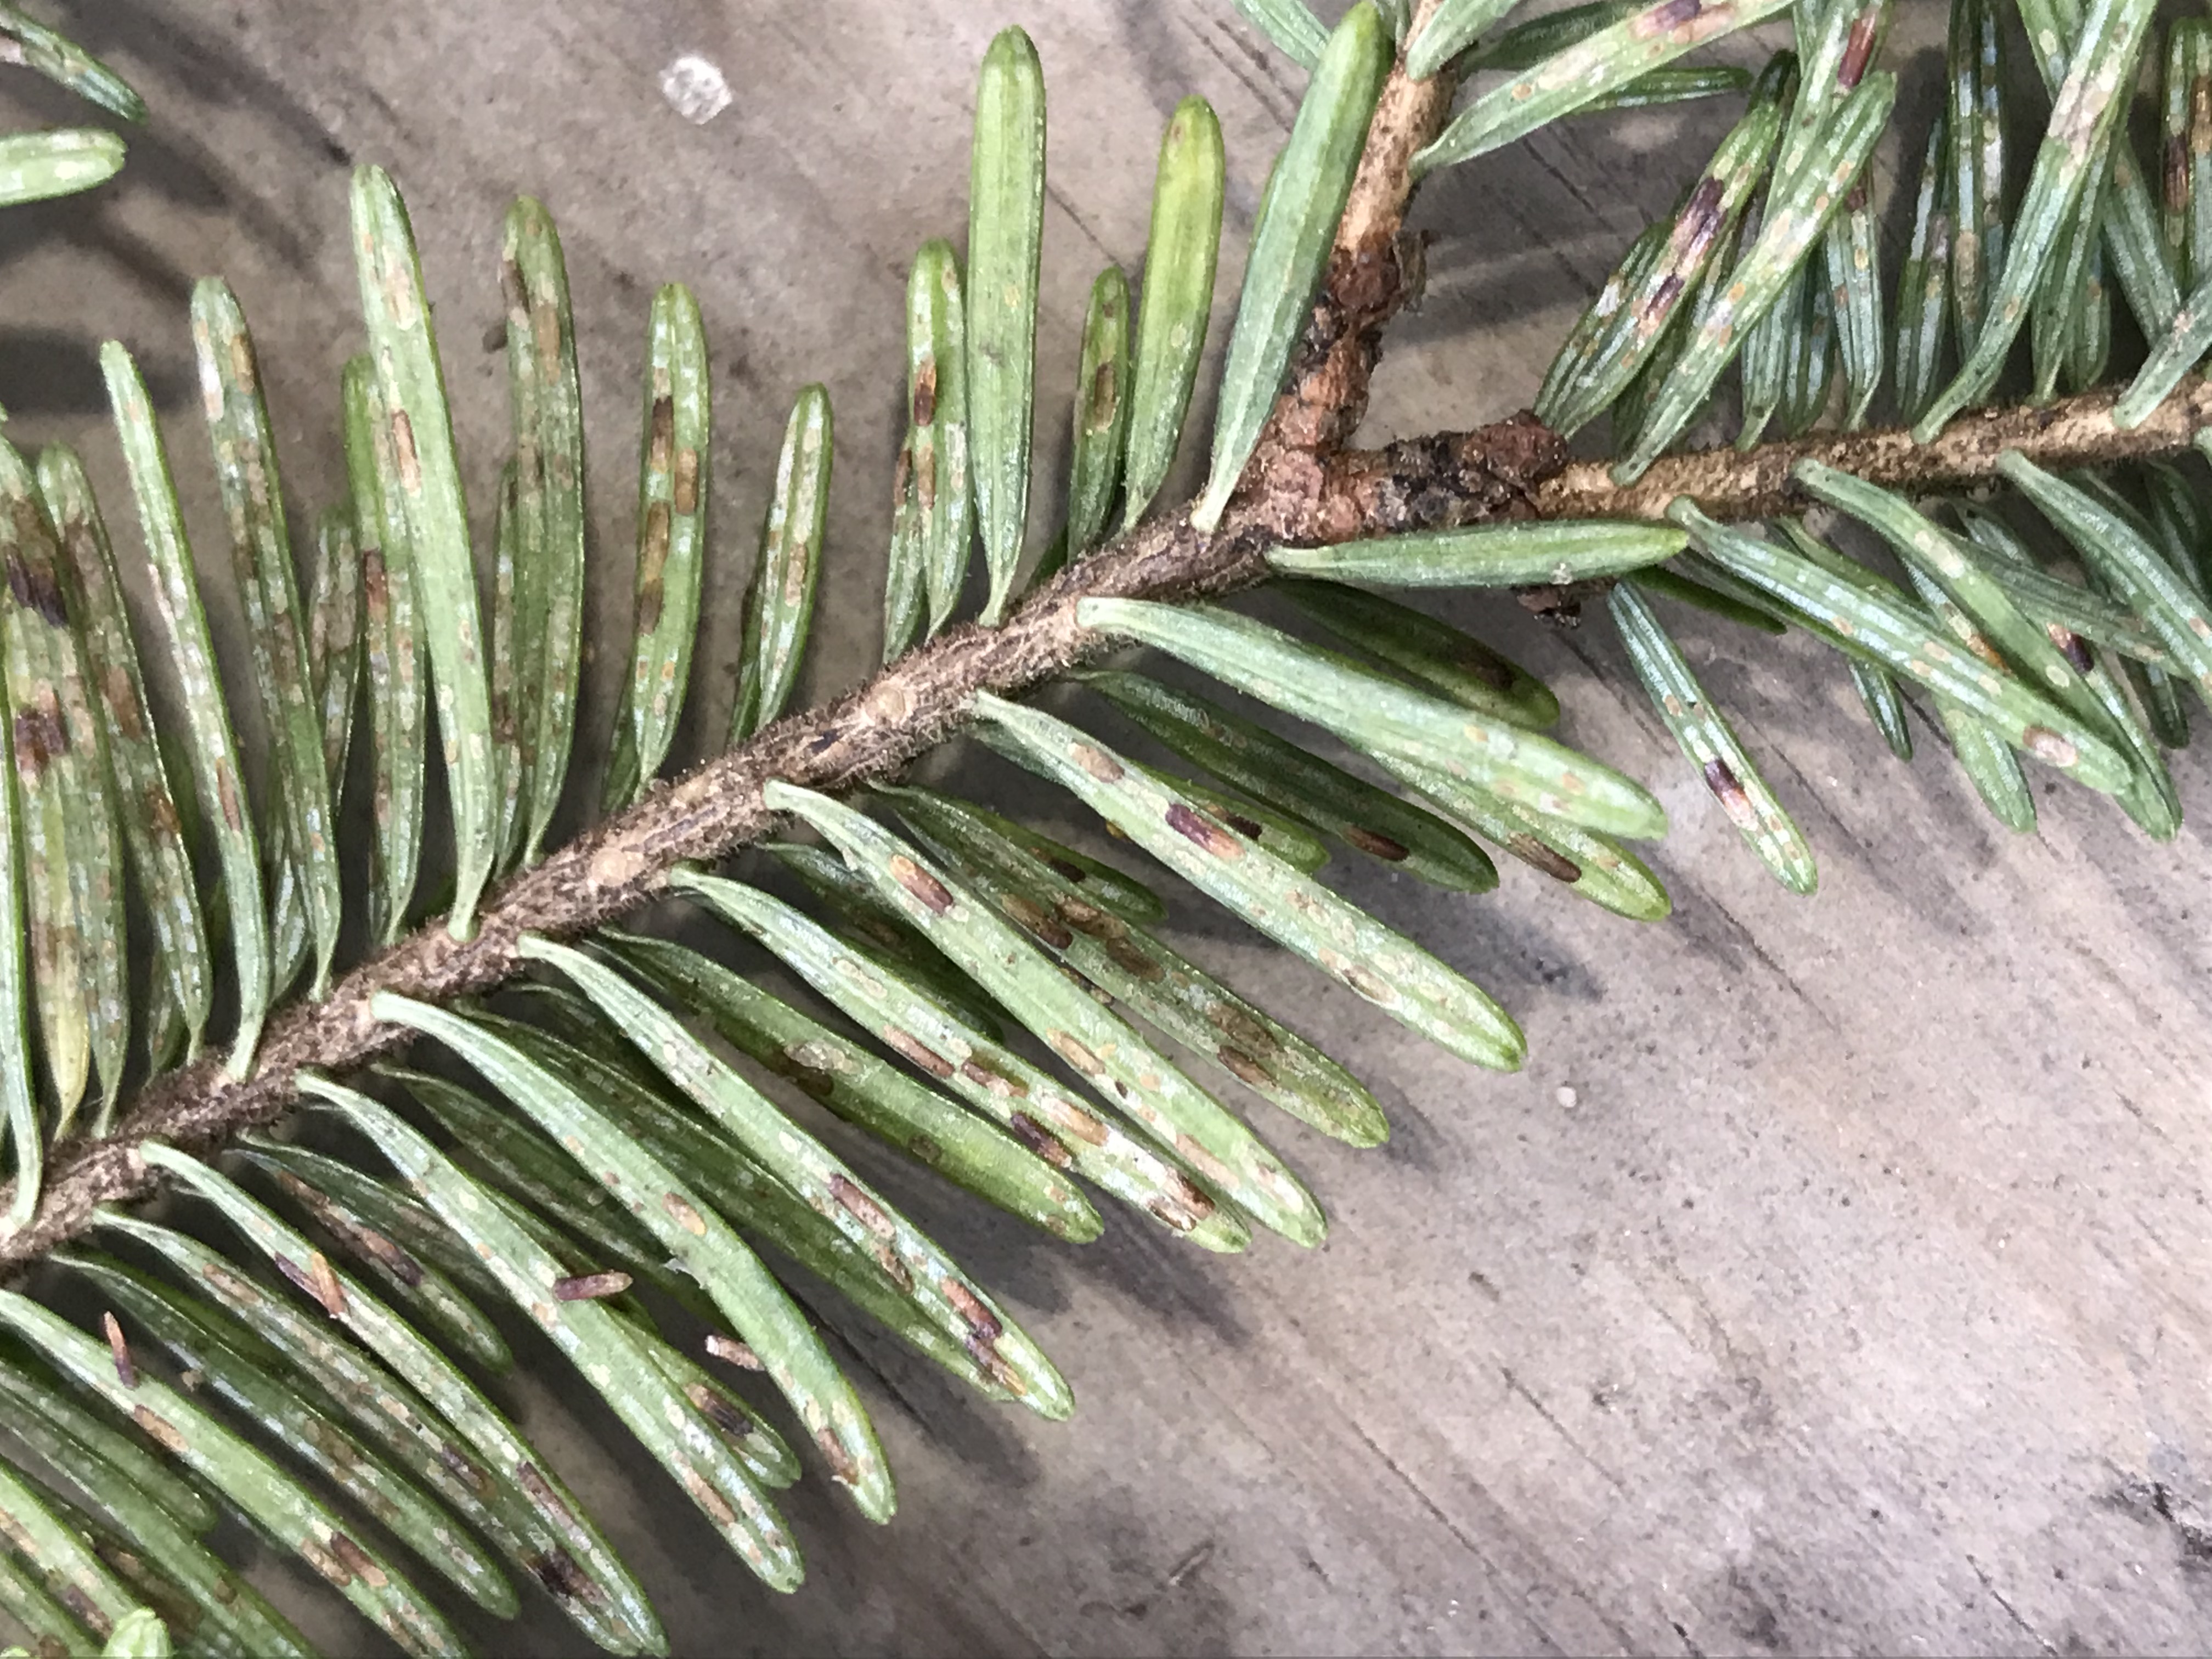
(3, 2, 2210, 1652)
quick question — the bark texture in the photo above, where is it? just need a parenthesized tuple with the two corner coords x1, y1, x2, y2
(1538, 379, 2212, 522)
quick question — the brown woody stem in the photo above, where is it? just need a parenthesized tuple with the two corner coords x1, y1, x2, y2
(1536, 378, 2212, 521)
(6, 17, 2208, 1269)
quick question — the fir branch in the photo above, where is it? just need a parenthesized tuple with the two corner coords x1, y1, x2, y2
(0, 409, 1561, 1273)
(9, 0, 2212, 1274)
(0, 9, 1463, 1270)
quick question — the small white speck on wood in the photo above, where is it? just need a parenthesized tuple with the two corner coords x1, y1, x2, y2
(660, 54, 732, 125)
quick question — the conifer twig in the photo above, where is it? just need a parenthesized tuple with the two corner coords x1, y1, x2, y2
(1538, 376, 2212, 522)
(8, 5, 2211, 1270)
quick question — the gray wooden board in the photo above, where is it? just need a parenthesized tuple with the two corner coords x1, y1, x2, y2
(4, 1, 2210, 1652)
